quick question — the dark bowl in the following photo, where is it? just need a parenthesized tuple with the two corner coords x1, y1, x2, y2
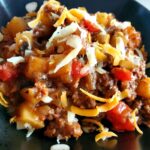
(0, 0, 150, 150)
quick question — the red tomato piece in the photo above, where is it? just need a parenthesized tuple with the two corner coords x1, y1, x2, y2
(111, 67, 132, 81)
(0, 62, 18, 81)
(106, 101, 135, 132)
(71, 59, 88, 80)
(83, 19, 100, 33)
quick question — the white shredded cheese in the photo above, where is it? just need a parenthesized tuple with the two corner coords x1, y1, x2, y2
(46, 22, 78, 48)
(111, 19, 131, 30)
(66, 35, 81, 48)
(86, 46, 97, 67)
(25, 2, 38, 12)
(116, 37, 126, 58)
(41, 96, 53, 103)
(53, 37, 82, 73)
(0, 32, 3, 42)
(7, 56, 25, 65)
(50, 144, 70, 150)
(67, 111, 78, 123)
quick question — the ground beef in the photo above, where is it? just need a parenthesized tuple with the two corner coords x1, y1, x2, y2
(44, 104, 82, 139)
(97, 73, 118, 98)
(132, 99, 150, 127)
(71, 90, 96, 109)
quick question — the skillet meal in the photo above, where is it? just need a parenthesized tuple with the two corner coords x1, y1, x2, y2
(0, 0, 149, 142)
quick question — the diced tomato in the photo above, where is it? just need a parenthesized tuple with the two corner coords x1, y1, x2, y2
(111, 67, 132, 81)
(106, 101, 135, 132)
(0, 62, 18, 81)
(83, 19, 100, 33)
(71, 59, 88, 80)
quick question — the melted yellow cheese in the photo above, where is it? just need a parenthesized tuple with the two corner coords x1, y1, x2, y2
(95, 131, 118, 142)
(131, 109, 143, 134)
(0, 92, 8, 107)
(70, 105, 99, 117)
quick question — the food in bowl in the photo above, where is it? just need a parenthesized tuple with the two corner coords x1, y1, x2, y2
(0, 0, 149, 142)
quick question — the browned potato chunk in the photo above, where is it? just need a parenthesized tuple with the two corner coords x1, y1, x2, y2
(48, 54, 72, 80)
(6, 17, 27, 37)
(17, 104, 44, 129)
(21, 88, 39, 104)
(137, 77, 150, 99)
(25, 56, 49, 79)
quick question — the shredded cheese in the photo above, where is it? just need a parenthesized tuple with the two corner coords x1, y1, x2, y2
(110, 19, 131, 30)
(0, 92, 8, 107)
(69, 8, 84, 20)
(116, 37, 126, 58)
(86, 46, 97, 67)
(70, 105, 99, 117)
(82, 118, 104, 131)
(95, 131, 118, 142)
(46, 22, 78, 48)
(100, 44, 122, 66)
(53, 38, 82, 73)
(95, 46, 107, 62)
(54, 8, 78, 27)
(80, 88, 109, 102)
(54, 8, 68, 27)
(131, 109, 143, 134)
(28, 0, 60, 28)
(10, 116, 16, 124)
(66, 35, 81, 48)
(60, 91, 68, 108)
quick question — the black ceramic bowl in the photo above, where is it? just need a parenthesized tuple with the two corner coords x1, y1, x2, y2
(0, 0, 150, 150)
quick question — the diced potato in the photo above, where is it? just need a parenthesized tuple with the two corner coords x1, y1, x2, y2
(17, 104, 44, 129)
(137, 78, 150, 99)
(21, 88, 39, 104)
(6, 17, 27, 37)
(25, 56, 49, 79)
(96, 12, 113, 27)
(48, 54, 72, 79)
(96, 33, 110, 44)
(119, 60, 134, 70)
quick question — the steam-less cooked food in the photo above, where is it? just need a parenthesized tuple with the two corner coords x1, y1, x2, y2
(0, 0, 149, 142)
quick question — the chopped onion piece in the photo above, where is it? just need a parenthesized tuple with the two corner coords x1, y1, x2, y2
(50, 144, 70, 150)
(25, 49, 33, 56)
(41, 96, 53, 103)
(7, 56, 25, 65)
(67, 111, 78, 123)
(25, 2, 38, 12)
